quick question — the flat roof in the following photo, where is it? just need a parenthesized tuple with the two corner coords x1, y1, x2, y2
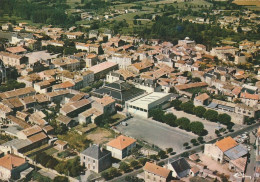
(127, 92, 171, 109)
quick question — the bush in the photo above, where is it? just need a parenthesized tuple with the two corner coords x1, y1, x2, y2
(190, 139, 197, 144)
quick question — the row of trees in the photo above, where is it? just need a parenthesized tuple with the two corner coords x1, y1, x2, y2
(35, 153, 84, 177)
(172, 100, 234, 129)
(149, 108, 206, 136)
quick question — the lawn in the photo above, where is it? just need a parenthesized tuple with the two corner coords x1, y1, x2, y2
(87, 127, 115, 145)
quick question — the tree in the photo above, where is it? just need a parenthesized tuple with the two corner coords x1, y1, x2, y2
(176, 117, 190, 130)
(158, 150, 167, 159)
(130, 160, 139, 169)
(183, 142, 189, 147)
(171, 99, 182, 110)
(193, 106, 206, 118)
(166, 148, 173, 154)
(218, 113, 231, 125)
(53, 176, 69, 182)
(203, 109, 218, 122)
(119, 162, 130, 173)
(108, 167, 118, 178)
(189, 121, 205, 135)
(180, 101, 194, 114)
(138, 158, 148, 166)
(149, 109, 165, 122)
(162, 113, 177, 126)
(192, 77, 201, 82)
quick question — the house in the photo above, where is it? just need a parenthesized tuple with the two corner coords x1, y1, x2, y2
(78, 108, 103, 124)
(228, 157, 247, 174)
(167, 158, 191, 178)
(85, 54, 98, 68)
(54, 140, 68, 151)
(194, 93, 210, 106)
(80, 144, 112, 173)
(0, 87, 36, 100)
(82, 70, 94, 87)
(106, 135, 136, 160)
(143, 162, 172, 182)
(92, 95, 116, 115)
(52, 57, 80, 71)
(240, 92, 259, 107)
(0, 52, 28, 67)
(65, 32, 84, 39)
(107, 53, 133, 70)
(6, 46, 27, 54)
(0, 154, 29, 181)
(88, 61, 118, 80)
(204, 136, 247, 163)
(56, 115, 74, 127)
(60, 99, 91, 118)
(190, 166, 200, 177)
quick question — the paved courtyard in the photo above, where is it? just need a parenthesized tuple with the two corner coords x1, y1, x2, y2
(116, 117, 197, 153)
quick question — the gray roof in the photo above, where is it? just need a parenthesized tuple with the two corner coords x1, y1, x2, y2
(81, 144, 111, 160)
(1, 139, 32, 150)
(207, 102, 218, 109)
(170, 158, 190, 174)
(224, 144, 248, 160)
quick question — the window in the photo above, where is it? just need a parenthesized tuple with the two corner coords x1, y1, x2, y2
(93, 160, 95, 163)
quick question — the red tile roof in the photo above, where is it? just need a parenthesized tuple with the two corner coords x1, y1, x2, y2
(107, 135, 136, 150)
(144, 162, 171, 178)
(0, 154, 26, 170)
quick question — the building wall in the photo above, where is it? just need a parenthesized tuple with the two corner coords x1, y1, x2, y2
(0, 166, 11, 181)
(144, 171, 168, 182)
(204, 144, 224, 163)
(106, 146, 122, 159)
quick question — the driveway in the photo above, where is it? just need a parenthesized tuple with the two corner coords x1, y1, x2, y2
(116, 116, 196, 153)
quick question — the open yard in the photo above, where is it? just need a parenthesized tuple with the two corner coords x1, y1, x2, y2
(116, 116, 197, 153)
(87, 127, 115, 145)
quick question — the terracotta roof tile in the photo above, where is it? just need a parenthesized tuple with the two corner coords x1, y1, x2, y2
(194, 93, 209, 101)
(215, 136, 238, 152)
(0, 154, 26, 170)
(107, 135, 136, 150)
(240, 92, 259, 100)
(144, 162, 171, 178)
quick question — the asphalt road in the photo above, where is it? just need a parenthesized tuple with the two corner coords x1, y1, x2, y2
(110, 122, 260, 182)
(116, 116, 197, 152)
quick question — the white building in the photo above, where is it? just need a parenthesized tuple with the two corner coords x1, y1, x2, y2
(107, 53, 133, 70)
(126, 92, 172, 118)
(106, 135, 136, 160)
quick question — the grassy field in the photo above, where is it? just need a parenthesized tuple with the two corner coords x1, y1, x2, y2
(58, 130, 91, 152)
(233, 0, 260, 6)
(86, 127, 115, 145)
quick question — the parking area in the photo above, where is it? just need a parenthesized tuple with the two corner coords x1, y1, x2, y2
(116, 117, 197, 153)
